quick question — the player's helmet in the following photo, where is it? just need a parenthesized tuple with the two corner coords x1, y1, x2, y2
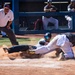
(44, 32, 51, 40)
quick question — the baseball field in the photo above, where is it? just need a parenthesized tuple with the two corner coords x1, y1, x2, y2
(0, 34, 75, 75)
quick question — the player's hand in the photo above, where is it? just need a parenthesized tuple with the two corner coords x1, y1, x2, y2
(6, 25, 11, 29)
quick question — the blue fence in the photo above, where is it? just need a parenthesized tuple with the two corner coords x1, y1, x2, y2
(4, 0, 75, 34)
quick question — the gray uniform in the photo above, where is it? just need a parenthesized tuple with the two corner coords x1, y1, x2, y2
(35, 33, 74, 59)
(42, 4, 58, 30)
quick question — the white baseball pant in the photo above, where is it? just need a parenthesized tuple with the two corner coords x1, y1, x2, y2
(35, 34, 74, 59)
(68, 20, 72, 29)
(65, 16, 72, 29)
(42, 16, 58, 30)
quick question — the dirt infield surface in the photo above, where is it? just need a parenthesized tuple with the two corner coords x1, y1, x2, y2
(0, 56, 75, 75)
(0, 34, 75, 75)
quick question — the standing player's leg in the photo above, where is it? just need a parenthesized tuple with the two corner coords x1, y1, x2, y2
(68, 20, 72, 29)
(1, 27, 19, 45)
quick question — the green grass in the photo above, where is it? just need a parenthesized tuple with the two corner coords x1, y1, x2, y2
(0, 37, 41, 46)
